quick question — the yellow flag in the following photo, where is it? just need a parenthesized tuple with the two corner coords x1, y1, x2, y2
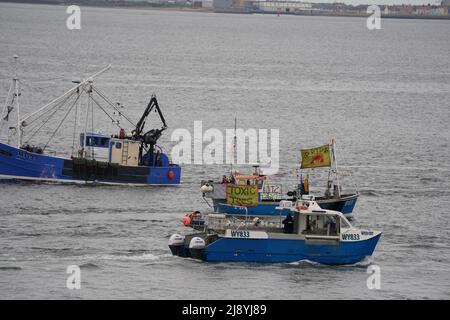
(301, 144, 331, 169)
(226, 184, 259, 207)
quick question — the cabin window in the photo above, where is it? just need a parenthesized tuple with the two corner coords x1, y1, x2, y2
(340, 217, 351, 229)
(80, 133, 85, 147)
(304, 214, 339, 236)
(85, 136, 96, 147)
(115, 142, 122, 149)
(257, 180, 264, 189)
(100, 137, 109, 147)
(83, 136, 110, 148)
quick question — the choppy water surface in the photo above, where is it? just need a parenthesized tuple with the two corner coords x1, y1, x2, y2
(0, 3, 449, 299)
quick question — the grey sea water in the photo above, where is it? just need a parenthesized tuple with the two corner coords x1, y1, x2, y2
(0, 2, 449, 299)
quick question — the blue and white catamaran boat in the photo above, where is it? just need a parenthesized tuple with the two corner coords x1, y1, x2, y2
(0, 62, 180, 185)
(169, 196, 381, 265)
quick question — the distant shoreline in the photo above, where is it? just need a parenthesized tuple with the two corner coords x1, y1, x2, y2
(1, 0, 449, 21)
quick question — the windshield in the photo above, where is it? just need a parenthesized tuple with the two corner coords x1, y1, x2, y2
(304, 214, 339, 236)
(340, 217, 351, 229)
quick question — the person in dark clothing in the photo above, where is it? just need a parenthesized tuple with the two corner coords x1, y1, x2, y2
(282, 213, 294, 234)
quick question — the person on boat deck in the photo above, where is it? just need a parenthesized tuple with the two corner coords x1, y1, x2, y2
(282, 213, 294, 234)
(221, 175, 228, 184)
(325, 218, 338, 236)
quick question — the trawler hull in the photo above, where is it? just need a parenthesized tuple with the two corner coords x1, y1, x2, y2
(0, 142, 180, 185)
(213, 193, 359, 217)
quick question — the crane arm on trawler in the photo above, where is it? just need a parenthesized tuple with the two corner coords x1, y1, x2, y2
(131, 95, 167, 147)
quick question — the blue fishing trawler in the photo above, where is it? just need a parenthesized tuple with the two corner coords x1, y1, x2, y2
(0, 63, 180, 185)
(169, 197, 381, 265)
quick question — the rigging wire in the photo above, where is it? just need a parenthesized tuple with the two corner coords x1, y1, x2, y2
(83, 90, 90, 136)
(89, 95, 123, 129)
(23, 91, 74, 135)
(7, 69, 144, 156)
(23, 90, 76, 144)
(18, 81, 85, 128)
(22, 86, 76, 128)
(90, 90, 94, 137)
(43, 91, 81, 151)
(0, 82, 14, 133)
(71, 88, 80, 157)
(91, 85, 136, 128)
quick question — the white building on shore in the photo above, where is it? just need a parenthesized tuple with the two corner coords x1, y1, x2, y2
(255, 1, 313, 13)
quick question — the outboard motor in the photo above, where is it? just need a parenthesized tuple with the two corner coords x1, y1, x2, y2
(168, 234, 185, 256)
(189, 237, 206, 260)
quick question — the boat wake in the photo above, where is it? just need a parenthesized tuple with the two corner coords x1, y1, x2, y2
(288, 259, 321, 266)
(0, 266, 22, 271)
(287, 257, 375, 268)
(98, 253, 162, 261)
(79, 262, 101, 270)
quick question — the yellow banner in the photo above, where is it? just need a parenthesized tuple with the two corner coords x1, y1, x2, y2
(226, 184, 258, 207)
(301, 144, 331, 169)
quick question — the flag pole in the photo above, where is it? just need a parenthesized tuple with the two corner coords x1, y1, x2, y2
(230, 116, 237, 175)
(332, 139, 341, 198)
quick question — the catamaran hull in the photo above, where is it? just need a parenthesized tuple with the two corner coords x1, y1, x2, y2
(0, 142, 180, 185)
(202, 234, 381, 265)
(214, 194, 359, 217)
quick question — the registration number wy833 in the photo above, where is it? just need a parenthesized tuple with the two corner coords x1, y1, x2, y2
(229, 230, 250, 238)
(341, 233, 360, 240)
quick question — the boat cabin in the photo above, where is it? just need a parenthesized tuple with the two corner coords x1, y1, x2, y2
(79, 132, 140, 166)
(294, 201, 352, 240)
(235, 164, 266, 187)
(235, 175, 267, 189)
(275, 197, 352, 240)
